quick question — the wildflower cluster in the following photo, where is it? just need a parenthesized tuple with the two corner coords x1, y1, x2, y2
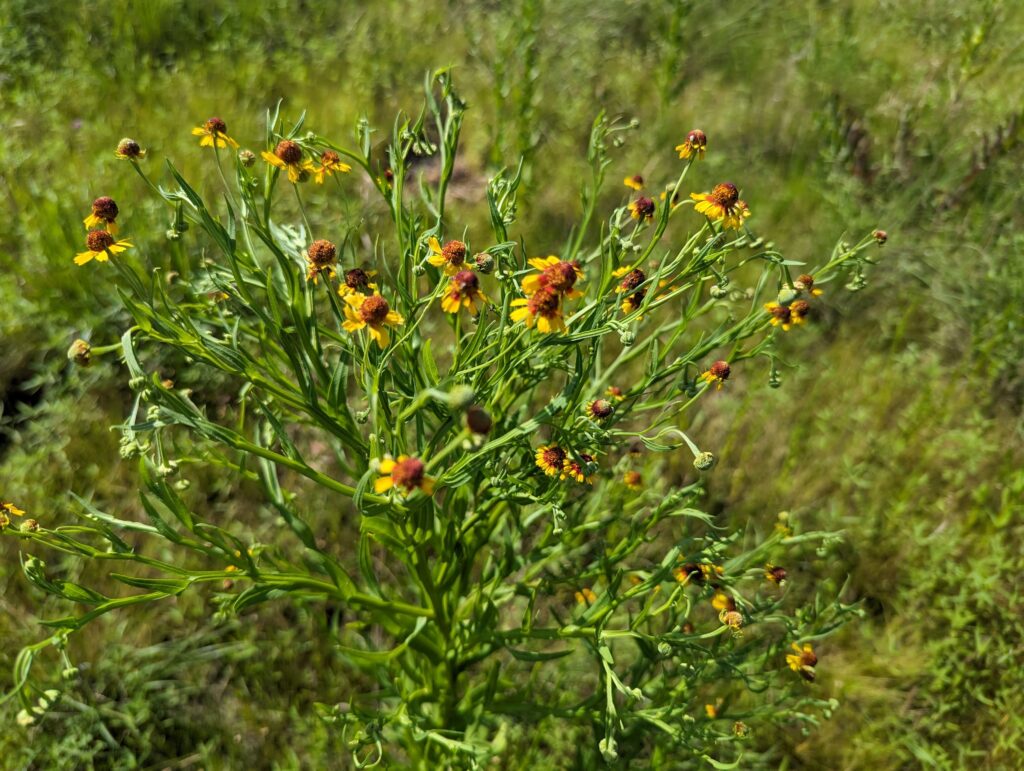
(8, 76, 881, 766)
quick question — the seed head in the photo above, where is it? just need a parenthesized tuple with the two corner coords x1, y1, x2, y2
(91, 196, 118, 222)
(391, 457, 425, 491)
(465, 405, 493, 435)
(67, 339, 92, 367)
(86, 230, 115, 252)
(307, 239, 337, 268)
(275, 140, 302, 164)
(359, 294, 391, 324)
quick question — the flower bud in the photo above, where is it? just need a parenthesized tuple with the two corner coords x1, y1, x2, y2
(447, 385, 475, 409)
(693, 451, 717, 471)
(872, 229, 888, 244)
(474, 252, 495, 274)
(777, 286, 799, 305)
(619, 330, 636, 346)
(67, 339, 92, 367)
(238, 149, 256, 167)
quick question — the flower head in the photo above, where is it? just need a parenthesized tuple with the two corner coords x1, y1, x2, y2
(764, 301, 793, 330)
(872, 229, 888, 245)
(115, 137, 145, 160)
(623, 174, 644, 191)
(374, 455, 434, 496)
(192, 117, 238, 149)
(786, 643, 818, 681)
(789, 299, 811, 325)
(83, 197, 119, 234)
(535, 444, 567, 476)
(339, 268, 379, 297)
(563, 452, 596, 484)
(313, 150, 351, 183)
(699, 360, 731, 389)
(441, 270, 488, 315)
(586, 399, 614, 421)
(614, 267, 646, 295)
(521, 256, 583, 299)
(628, 196, 656, 223)
(676, 129, 707, 160)
(427, 237, 468, 275)
(605, 386, 625, 402)
(765, 564, 788, 585)
(623, 471, 642, 491)
(511, 286, 566, 334)
(690, 182, 751, 229)
(261, 140, 314, 183)
(74, 230, 133, 266)
(342, 293, 404, 348)
(795, 274, 823, 297)
(305, 239, 337, 282)
(620, 290, 647, 315)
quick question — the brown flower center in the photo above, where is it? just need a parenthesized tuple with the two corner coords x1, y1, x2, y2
(709, 360, 731, 380)
(117, 138, 142, 157)
(275, 140, 302, 165)
(541, 446, 566, 468)
(307, 239, 337, 267)
(391, 457, 425, 490)
(619, 268, 645, 292)
(790, 299, 810, 318)
(321, 150, 340, 165)
(624, 471, 642, 487)
(453, 269, 478, 292)
(589, 399, 614, 419)
(687, 129, 707, 149)
(541, 261, 579, 292)
(92, 196, 119, 222)
(527, 287, 561, 317)
(442, 240, 467, 266)
(87, 230, 115, 252)
(359, 294, 390, 324)
(796, 274, 815, 291)
(345, 268, 370, 290)
(770, 304, 792, 322)
(632, 197, 655, 218)
(205, 117, 228, 135)
(710, 182, 739, 209)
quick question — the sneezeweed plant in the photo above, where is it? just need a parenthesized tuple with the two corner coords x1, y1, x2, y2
(3, 73, 883, 767)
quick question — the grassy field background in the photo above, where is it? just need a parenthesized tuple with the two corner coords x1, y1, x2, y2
(2, 0, 1023, 767)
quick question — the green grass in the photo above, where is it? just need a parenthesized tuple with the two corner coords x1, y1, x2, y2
(2, 0, 1024, 766)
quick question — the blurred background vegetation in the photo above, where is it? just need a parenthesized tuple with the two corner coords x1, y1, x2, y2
(1, 0, 1022, 767)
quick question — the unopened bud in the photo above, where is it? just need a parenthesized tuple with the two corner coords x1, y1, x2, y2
(693, 451, 717, 471)
(465, 405, 492, 434)
(67, 339, 92, 367)
(238, 149, 256, 167)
